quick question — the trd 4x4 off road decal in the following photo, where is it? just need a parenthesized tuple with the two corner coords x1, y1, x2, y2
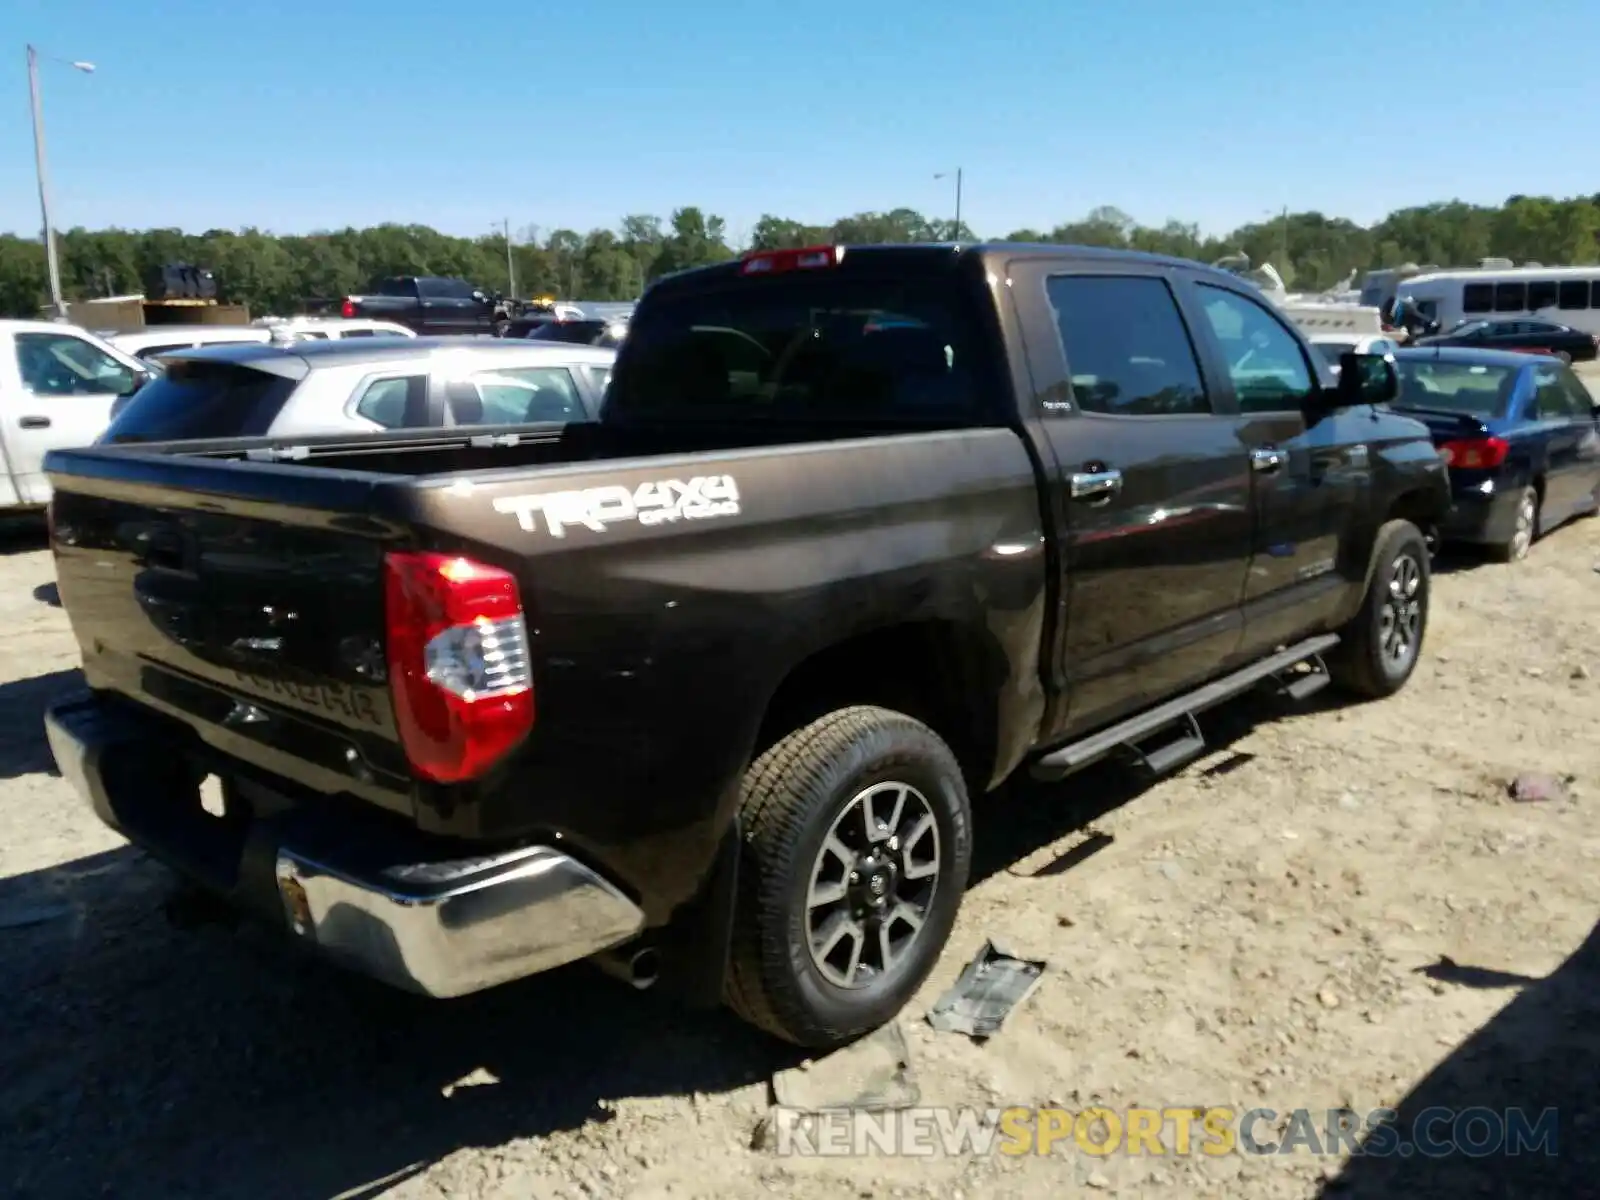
(493, 475, 741, 538)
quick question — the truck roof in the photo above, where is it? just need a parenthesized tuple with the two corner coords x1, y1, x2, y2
(645, 242, 1234, 298)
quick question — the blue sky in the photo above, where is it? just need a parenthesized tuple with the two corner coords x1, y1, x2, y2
(3, 0, 1596, 243)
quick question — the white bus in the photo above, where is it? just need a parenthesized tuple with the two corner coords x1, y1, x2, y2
(1394, 265, 1600, 335)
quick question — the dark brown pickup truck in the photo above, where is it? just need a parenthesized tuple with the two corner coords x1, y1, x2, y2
(42, 243, 1451, 1048)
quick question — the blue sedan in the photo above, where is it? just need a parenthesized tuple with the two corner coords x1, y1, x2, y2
(1390, 346, 1600, 561)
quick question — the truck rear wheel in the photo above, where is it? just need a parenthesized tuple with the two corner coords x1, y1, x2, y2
(1328, 519, 1430, 699)
(725, 706, 972, 1048)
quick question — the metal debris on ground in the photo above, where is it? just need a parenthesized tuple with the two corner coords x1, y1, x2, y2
(926, 939, 1048, 1040)
(770, 1020, 919, 1111)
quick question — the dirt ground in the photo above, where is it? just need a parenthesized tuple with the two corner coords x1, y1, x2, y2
(3, 435, 1598, 1198)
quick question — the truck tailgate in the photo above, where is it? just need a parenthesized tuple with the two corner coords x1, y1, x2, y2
(47, 451, 417, 814)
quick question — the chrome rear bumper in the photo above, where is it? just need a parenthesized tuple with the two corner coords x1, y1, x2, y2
(275, 845, 645, 998)
(47, 693, 645, 999)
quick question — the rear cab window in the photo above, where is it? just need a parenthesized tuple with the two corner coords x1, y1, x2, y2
(100, 359, 299, 442)
(606, 262, 997, 426)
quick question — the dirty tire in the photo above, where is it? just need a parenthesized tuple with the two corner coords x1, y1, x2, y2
(725, 706, 972, 1049)
(1329, 519, 1430, 700)
(1556, 350, 1573, 364)
(1488, 485, 1539, 563)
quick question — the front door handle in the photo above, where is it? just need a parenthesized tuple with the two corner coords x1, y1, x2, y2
(19, 415, 51, 429)
(1069, 468, 1123, 503)
(1251, 446, 1285, 473)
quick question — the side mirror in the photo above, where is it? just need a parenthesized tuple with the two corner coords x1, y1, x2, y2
(1332, 351, 1398, 408)
(117, 370, 150, 398)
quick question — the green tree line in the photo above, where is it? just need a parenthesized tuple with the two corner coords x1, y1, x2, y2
(3, 194, 1599, 319)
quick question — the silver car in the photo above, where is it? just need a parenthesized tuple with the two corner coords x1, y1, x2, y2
(98, 337, 616, 443)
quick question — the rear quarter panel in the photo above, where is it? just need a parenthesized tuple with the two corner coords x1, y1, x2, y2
(400, 428, 1050, 921)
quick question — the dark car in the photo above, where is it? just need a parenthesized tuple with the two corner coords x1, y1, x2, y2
(41, 242, 1450, 1050)
(1413, 318, 1600, 364)
(522, 318, 628, 348)
(1390, 346, 1600, 560)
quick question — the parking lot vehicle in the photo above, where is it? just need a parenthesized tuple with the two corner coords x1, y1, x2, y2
(108, 324, 273, 363)
(331, 276, 505, 336)
(1411, 317, 1600, 363)
(521, 317, 628, 347)
(251, 317, 417, 342)
(0, 319, 153, 510)
(1308, 332, 1401, 375)
(43, 243, 1451, 1049)
(1390, 346, 1600, 560)
(97, 338, 616, 443)
(1393, 265, 1600, 338)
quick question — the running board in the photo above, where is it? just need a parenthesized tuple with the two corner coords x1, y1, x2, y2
(1029, 634, 1341, 783)
(1120, 711, 1207, 778)
(1267, 651, 1333, 702)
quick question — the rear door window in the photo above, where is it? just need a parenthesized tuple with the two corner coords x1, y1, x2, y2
(419, 278, 476, 300)
(1046, 275, 1211, 415)
(608, 273, 990, 423)
(100, 361, 298, 442)
(444, 366, 587, 424)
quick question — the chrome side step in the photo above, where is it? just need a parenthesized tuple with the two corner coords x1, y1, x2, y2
(1030, 634, 1341, 783)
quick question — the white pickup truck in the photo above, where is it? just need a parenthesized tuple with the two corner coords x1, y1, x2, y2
(0, 319, 153, 512)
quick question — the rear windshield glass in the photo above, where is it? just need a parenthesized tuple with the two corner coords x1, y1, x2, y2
(606, 273, 991, 423)
(1393, 359, 1516, 417)
(100, 360, 299, 443)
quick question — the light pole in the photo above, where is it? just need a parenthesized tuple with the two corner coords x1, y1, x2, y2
(934, 168, 963, 239)
(499, 218, 517, 298)
(27, 44, 95, 320)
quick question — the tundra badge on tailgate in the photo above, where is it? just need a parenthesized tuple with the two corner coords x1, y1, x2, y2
(493, 475, 741, 538)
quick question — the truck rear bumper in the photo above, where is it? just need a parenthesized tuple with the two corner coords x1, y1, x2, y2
(45, 692, 646, 999)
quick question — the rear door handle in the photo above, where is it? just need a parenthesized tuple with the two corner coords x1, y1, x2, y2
(19, 415, 51, 429)
(1069, 468, 1123, 503)
(1251, 446, 1285, 473)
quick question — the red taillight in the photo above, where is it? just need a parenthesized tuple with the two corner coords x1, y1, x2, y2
(740, 244, 845, 276)
(1438, 436, 1510, 469)
(383, 551, 533, 783)
(340, 298, 357, 319)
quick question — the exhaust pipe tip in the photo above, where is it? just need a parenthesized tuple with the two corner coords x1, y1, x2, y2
(595, 944, 661, 991)
(627, 947, 661, 990)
